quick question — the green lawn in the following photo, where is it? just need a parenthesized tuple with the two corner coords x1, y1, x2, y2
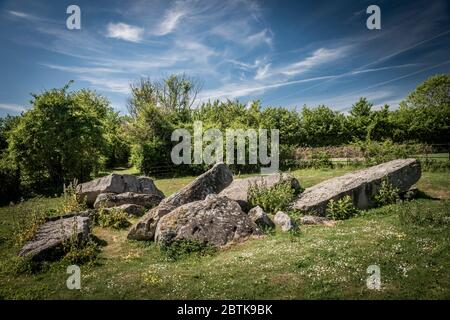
(0, 168, 449, 299)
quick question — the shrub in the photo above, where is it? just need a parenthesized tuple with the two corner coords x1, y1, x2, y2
(160, 240, 216, 261)
(374, 179, 400, 207)
(61, 238, 100, 266)
(310, 151, 333, 169)
(12, 206, 47, 247)
(94, 208, 131, 229)
(326, 195, 360, 220)
(420, 159, 450, 172)
(398, 200, 449, 227)
(248, 180, 295, 214)
(60, 179, 86, 214)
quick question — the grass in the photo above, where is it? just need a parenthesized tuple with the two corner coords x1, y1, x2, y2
(0, 168, 449, 299)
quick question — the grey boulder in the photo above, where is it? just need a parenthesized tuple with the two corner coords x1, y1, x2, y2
(18, 215, 91, 261)
(248, 206, 275, 229)
(127, 163, 234, 241)
(273, 211, 297, 232)
(76, 174, 164, 206)
(155, 194, 263, 247)
(290, 158, 421, 215)
(93, 192, 163, 209)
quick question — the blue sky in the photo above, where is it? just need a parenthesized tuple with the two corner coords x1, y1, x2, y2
(0, 0, 449, 116)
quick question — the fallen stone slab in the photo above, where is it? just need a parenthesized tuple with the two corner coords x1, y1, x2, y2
(127, 163, 234, 241)
(248, 206, 275, 229)
(273, 211, 298, 232)
(219, 172, 301, 211)
(18, 215, 91, 261)
(155, 194, 263, 248)
(93, 192, 163, 209)
(76, 174, 164, 206)
(290, 158, 421, 215)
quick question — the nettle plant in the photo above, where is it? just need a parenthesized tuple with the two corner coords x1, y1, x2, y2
(374, 179, 400, 207)
(326, 195, 360, 220)
(248, 180, 295, 214)
(94, 208, 131, 230)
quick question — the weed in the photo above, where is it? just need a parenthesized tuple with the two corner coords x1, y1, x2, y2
(374, 179, 400, 206)
(326, 195, 360, 220)
(248, 180, 295, 214)
(94, 207, 131, 229)
(160, 240, 216, 261)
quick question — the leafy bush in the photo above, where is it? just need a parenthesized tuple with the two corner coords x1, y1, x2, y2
(310, 151, 333, 169)
(374, 179, 400, 206)
(160, 240, 216, 261)
(60, 179, 86, 214)
(326, 195, 360, 220)
(94, 208, 131, 229)
(248, 180, 295, 214)
(398, 200, 449, 227)
(62, 238, 100, 266)
(420, 159, 450, 172)
(12, 206, 47, 247)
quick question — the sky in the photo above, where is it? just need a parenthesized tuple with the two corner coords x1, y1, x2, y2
(0, 0, 449, 117)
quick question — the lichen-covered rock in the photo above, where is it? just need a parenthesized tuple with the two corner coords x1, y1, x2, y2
(127, 163, 233, 241)
(248, 206, 275, 229)
(273, 211, 297, 232)
(93, 192, 163, 209)
(18, 215, 91, 261)
(76, 174, 164, 206)
(155, 194, 262, 247)
(219, 172, 301, 211)
(290, 158, 421, 215)
(101, 204, 146, 217)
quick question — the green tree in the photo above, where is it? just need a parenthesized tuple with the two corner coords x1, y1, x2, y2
(348, 97, 373, 141)
(300, 105, 348, 146)
(394, 74, 450, 143)
(126, 75, 199, 175)
(8, 83, 111, 193)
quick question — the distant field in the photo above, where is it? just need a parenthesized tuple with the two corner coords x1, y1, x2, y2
(0, 168, 449, 299)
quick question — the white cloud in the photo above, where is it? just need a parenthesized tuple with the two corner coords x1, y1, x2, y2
(106, 23, 144, 43)
(41, 63, 124, 74)
(0, 103, 25, 113)
(254, 63, 271, 80)
(78, 76, 130, 94)
(153, 5, 186, 36)
(280, 47, 346, 77)
(198, 75, 337, 102)
(8, 10, 31, 18)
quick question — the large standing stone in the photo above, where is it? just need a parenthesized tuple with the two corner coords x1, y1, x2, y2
(219, 172, 301, 211)
(18, 215, 91, 261)
(290, 158, 421, 215)
(93, 192, 163, 209)
(76, 174, 164, 206)
(127, 163, 234, 241)
(155, 194, 262, 247)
